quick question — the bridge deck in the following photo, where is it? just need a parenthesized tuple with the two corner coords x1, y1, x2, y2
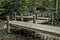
(10, 21, 60, 35)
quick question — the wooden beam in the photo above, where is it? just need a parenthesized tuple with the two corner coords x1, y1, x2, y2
(35, 13, 38, 19)
(6, 16, 10, 34)
(33, 15, 36, 23)
(21, 13, 23, 21)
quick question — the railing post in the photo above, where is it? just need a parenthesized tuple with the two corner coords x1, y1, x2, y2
(51, 13, 55, 26)
(21, 13, 23, 21)
(33, 15, 36, 23)
(35, 13, 38, 19)
(6, 16, 10, 34)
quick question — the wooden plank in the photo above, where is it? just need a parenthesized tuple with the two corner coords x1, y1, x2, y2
(16, 16, 51, 20)
(10, 21, 60, 35)
(28, 20, 48, 24)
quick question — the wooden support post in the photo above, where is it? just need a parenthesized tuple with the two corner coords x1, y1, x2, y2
(51, 14, 54, 25)
(33, 15, 36, 23)
(51, 13, 55, 26)
(21, 13, 23, 21)
(14, 13, 16, 20)
(35, 13, 38, 19)
(6, 16, 10, 34)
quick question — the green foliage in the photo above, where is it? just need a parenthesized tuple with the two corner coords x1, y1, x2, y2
(0, 0, 59, 15)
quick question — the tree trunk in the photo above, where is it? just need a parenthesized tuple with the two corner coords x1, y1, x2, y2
(56, 0, 59, 24)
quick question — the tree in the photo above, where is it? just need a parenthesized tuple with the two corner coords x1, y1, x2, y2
(55, 0, 59, 23)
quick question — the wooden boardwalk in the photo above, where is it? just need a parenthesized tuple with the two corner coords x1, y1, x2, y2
(10, 21, 60, 35)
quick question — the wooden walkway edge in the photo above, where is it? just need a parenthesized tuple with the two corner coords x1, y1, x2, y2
(10, 21, 60, 35)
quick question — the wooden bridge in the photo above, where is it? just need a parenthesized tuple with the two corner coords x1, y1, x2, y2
(10, 21, 60, 35)
(8, 21, 60, 39)
(5, 16, 60, 35)
(4, 16, 60, 40)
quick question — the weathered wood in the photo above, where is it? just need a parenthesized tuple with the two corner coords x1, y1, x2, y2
(28, 20, 49, 24)
(51, 14, 54, 25)
(21, 13, 23, 21)
(9, 21, 60, 39)
(51, 13, 55, 26)
(16, 16, 51, 20)
(35, 13, 38, 19)
(10, 21, 60, 35)
(33, 15, 36, 23)
(6, 16, 10, 34)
